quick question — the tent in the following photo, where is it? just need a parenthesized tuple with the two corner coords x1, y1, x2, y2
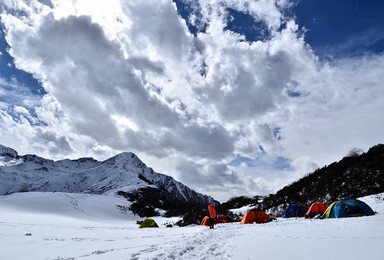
(139, 218, 159, 228)
(216, 215, 231, 223)
(305, 202, 328, 218)
(323, 198, 375, 218)
(241, 210, 270, 224)
(200, 216, 211, 226)
(283, 204, 305, 218)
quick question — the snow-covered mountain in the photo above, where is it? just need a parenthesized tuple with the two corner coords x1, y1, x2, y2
(0, 145, 217, 216)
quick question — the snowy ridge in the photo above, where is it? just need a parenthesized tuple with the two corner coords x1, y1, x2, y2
(0, 144, 18, 157)
(0, 144, 22, 166)
(0, 145, 217, 208)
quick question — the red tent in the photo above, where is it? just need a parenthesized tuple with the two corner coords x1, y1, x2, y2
(240, 210, 270, 224)
(305, 202, 328, 218)
(216, 215, 231, 223)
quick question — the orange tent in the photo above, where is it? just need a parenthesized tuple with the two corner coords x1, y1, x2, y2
(216, 215, 231, 223)
(200, 216, 210, 226)
(305, 202, 328, 218)
(241, 210, 270, 224)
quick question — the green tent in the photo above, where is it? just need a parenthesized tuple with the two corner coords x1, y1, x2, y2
(323, 199, 375, 218)
(139, 218, 159, 228)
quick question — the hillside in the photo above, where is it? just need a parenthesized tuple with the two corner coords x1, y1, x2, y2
(220, 144, 384, 215)
(0, 145, 217, 217)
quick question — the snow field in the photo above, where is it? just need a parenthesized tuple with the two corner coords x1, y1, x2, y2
(1, 192, 383, 259)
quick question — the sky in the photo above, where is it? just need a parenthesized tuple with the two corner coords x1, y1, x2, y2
(0, 0, 383, 202)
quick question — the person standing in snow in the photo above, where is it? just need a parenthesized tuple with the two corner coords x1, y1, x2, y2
(208, 204, 216, 229)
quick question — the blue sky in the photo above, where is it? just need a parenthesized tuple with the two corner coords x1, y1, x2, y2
(292, 0, 384, 58)
(1, 0, 383, 201)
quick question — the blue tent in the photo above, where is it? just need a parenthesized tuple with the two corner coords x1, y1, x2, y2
(323, 198, 375, 218)
(283, 204, 305, 218)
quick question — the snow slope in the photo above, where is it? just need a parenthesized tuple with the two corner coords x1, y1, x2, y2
(1, 192, 383, 259)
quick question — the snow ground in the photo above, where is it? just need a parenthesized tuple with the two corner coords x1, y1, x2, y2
(1, 192, 384, 260)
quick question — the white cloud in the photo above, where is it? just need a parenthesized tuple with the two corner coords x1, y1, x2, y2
(275, 54, 384, 166)
(1, 0, 383, 202)
(0, 76, 41, 108)
(13, 105, 29, 115)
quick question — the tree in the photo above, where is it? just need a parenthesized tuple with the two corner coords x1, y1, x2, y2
(346, 148, 363, 158)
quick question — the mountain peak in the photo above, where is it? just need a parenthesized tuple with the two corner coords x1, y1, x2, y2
(105, 151, 146, 168)
(116, 151, 138, 159)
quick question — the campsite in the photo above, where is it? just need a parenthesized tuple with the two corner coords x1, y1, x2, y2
(1, 192, 383, 259)
(1, 0, 384, 259)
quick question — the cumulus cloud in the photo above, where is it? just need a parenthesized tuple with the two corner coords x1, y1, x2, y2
(274, 54, 384, 166)
(1, 0, 383, 201)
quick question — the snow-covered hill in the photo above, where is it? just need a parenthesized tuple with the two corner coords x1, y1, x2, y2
(0, 192, 134, 224)
(0, 145, 217, 216)
(0, 191, 383, 259)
